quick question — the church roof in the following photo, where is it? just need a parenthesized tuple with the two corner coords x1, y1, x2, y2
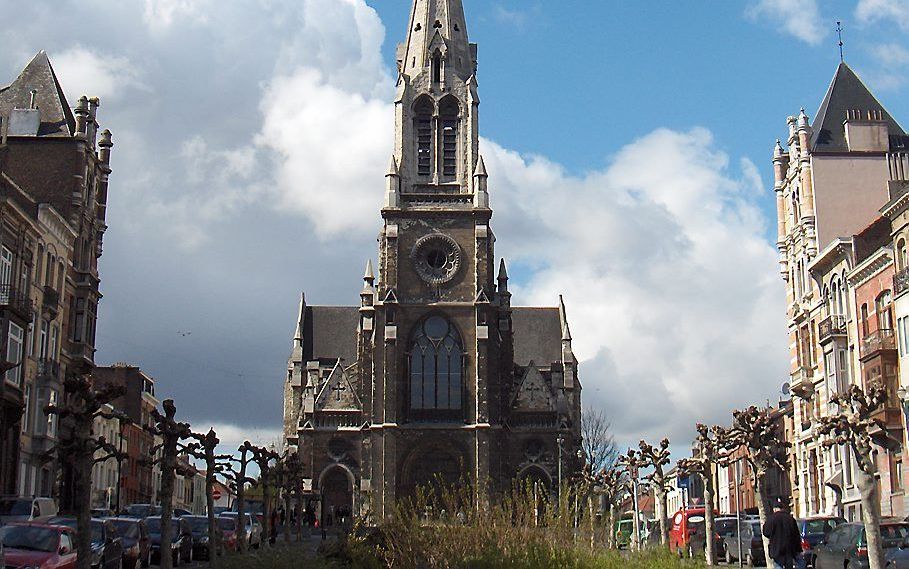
(810, 62, 908, 152)
(298, 305, 564, 367)
(0, 51, 76, 137)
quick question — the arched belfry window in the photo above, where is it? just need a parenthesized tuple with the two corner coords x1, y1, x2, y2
(439, 96, 459, 178)
(408, 315, 464, 417)
(432, 51, 442, 83)
(414, 96, 434, 177)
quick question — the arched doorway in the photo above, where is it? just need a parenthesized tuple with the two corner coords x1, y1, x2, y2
(319, 466, 353, 528)
(401, 445, 465, 503)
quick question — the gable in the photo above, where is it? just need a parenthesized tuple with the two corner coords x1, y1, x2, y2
(512, 364, 555, 412)
(315, 363, 362, 412)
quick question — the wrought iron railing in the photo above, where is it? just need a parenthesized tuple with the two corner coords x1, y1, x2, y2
(0, 284, 33, 318)
(860, 329, 897, 359)
(896, 267, 909, 296)
(818, 315, 847, 344)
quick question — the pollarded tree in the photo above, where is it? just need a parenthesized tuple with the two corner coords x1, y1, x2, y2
(250, 444, 280, 547)
(637, 438, 672, 548)
(723, 406, 789, 566)
(45, 374, 127, 569)
(677, 424, 729, 565)
(185, 429, 232, 566)
(579, 463, 627, 549)
(224, 442, 256, 553)
(816, 385, 896, 569)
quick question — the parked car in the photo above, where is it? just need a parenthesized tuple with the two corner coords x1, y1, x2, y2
(124, 504, 160, 519)
(0, 496, 58, 525)
(109, 517, 151, 569)
(219, 512, 262, 549)
(146, 516, 194, 566)
(669, 508, 717, 557)
(47, 517, 125, 569)
(797, 517, 845, 568)
(687, 520, 725, 560)
(815, 520, 909, 569)
(0, 522, 78, 568)
(183, 515, 223, 560)
(218, 516, 239, 552)
(91, 508, 115, 519)
(720, 519, 766, 567)
(173, 508, 193, 517)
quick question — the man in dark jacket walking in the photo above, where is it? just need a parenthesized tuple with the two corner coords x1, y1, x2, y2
(762, 500, 802, 569)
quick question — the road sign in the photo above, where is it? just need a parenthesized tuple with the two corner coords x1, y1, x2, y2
(212, 488, 222, 501)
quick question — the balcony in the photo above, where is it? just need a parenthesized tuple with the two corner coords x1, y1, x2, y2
(790, 366, 814, 398)
(818, 315, 847, 345)
(0, 285, 32, 321)
(41, 286, 59, 320)
(860, 329, 897, 361)
(896, 266, 909, 297)
(36, 359, 61, 383)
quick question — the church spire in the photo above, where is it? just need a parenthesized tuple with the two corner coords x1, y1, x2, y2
(293, 292, 306, 349)
(399, 0, 475, 81)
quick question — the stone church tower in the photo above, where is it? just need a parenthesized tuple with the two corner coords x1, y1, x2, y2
(283, 0, 582, 520)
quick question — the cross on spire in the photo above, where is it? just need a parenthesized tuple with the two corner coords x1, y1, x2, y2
(836, 21, 845, 63)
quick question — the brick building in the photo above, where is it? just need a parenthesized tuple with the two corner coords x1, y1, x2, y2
(283, 0, 582, 521)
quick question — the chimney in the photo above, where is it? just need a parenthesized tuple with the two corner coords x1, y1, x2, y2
(98, 129, 113, 166)
(28, 89, 38, 110)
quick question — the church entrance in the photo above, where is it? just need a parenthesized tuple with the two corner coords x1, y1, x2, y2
(401, 446, 465, 503)
(320, 466, 353, 528)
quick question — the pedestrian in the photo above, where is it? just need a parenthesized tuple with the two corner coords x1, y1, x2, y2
(762, 499, 802, 569)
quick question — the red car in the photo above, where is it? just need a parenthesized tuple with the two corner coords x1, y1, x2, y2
(0, 522, 78, 568)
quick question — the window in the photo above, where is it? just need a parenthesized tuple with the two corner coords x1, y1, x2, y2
(900, 239, 908, 270)
(878, 291, 893, 331)
(414, 96, 434, 177)
(38, 320, 48, 359)
(861, 304, 869, 336)
(837, 349, 850, 394)
(46, 389, 58, 438)
(22, 384, 31, 434)
(432, 52, 442, 83)
(6, 322, 23, 386)
(408, 316, 464, 415)
(26, 312, 35, 358)
(0, 246, 12, 291)
(892, 450, 904, 492)
(439, 96, 459, 178)
(50, 325, 58, 359)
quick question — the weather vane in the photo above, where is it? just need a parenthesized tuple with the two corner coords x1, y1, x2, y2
(836, 21, 845, 62)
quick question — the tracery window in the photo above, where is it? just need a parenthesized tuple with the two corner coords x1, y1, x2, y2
(408, 316, 464, 417)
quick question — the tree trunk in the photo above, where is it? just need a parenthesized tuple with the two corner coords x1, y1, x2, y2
(656, 485, 669, 547)
(704, 468, 717, 566)
(236, 462, 247, 554)
(607, 503, 616, 549)
(753, 467, 772, 568)
(205, 471, 217, 567)
(159, 447, 176, 569)
(857, 466, 885, 569)
(284, 491, 292, 544)
(74, 419, 93, 569)
(261, 477, 272, 549)
(294, 489, 303, 542)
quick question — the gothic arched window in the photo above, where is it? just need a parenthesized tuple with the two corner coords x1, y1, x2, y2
(408, 315, 464, 417)
(414, 96, 434, 177)
(439, 96, 459, 178)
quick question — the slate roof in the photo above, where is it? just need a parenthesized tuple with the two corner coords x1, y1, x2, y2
(300, 305, 563, 367)
(810, 62, 908, 152)
(0, 51, 76, 137)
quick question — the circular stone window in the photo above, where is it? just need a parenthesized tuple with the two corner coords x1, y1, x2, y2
(411, 233, 462, 285)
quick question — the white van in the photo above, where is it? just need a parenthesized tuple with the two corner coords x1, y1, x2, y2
(0, 496, 58, 525)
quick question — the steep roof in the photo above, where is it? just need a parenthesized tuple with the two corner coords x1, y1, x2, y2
(0, 51, 76, 137)
(299, 305, 564, 367)
(810, 62, 907, 152)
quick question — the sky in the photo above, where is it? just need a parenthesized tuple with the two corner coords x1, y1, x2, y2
(2, 0, 909, 460)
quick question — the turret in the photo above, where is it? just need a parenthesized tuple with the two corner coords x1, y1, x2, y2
(74, 96, 90, 136)
(99, 129, 113, 166)
(385, 156, 401, 208)
(473, 155, 488, 208)
(558, 295, 576, 390)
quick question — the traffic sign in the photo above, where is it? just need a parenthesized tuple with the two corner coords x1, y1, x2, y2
(212, 488, 222, 501)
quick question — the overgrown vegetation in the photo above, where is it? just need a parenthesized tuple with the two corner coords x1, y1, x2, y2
(315, 481, 705, 569)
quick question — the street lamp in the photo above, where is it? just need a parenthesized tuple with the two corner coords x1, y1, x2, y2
(556, 434, 565, 493)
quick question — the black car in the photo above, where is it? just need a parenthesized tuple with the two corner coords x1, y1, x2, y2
(815, 520, 909, 569)
(183, 515, 223, 560)
(720, 519, 766, 566)
(108, 517, 151, 569)
(123, 504, 160, 519)
(797, 517, 845, 568)
(145, 516, 194, 566)
(46, 517, 124, 569)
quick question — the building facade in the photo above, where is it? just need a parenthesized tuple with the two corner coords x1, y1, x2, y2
(776, 62, 909, 520)
(283, 0, 582, 521)
(0, 51, 113, 503)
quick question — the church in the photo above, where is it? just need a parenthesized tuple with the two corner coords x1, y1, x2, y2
(282, 0, 582, 520)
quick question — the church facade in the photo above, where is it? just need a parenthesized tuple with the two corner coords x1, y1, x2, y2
(282, 0, 582, 520)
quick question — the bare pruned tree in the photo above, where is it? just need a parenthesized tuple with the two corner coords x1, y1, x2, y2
(580, 407, 619, 474)
(678, 424, 730, 565)
(723, 406, 789, 566)
(185, 428, 232, 566)
(637, 438, 672, 548)
(45, 374, 127, 569)
(223, 442, 256, 553)
(250, 444, 280, 548)
(816, 385, 896, 569)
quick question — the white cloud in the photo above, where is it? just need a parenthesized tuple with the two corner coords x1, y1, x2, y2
(746, 0, 827, 45)
(858, 43, 909, 91)
(51, 45, 146, 102)
(143, 0, 210, 32)
(857, 0, 909, 30)
(483, 129, 788, 444)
